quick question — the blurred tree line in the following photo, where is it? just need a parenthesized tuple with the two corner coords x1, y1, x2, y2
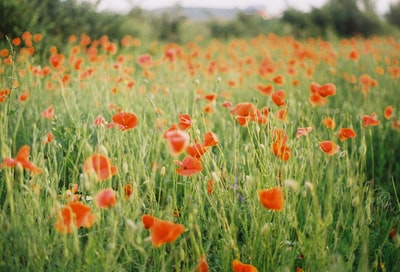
(1, 0, 400, 48)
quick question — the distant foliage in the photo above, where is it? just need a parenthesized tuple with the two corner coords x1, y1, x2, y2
(386, 1, 400, 28)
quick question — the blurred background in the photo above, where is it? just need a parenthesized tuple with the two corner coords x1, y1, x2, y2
(1, 0, 400, 49)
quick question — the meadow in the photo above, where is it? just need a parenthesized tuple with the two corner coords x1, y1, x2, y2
(0, 32, 400, 271)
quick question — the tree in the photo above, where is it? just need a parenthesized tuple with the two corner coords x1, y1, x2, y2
(386, 1, 400, 28)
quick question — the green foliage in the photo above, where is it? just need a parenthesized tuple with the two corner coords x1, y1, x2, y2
(386, 1, 400, 28)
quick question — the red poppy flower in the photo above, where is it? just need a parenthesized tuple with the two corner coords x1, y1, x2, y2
(258, 187, 284, 211)
(362, 112, 380, 127)
(124, 184, 133, 199)
(384, 105, 393, 120)
(318, 83, 336, 97)
(174, 156, 203, 176)
(83, 154, 117, 181)
(41, 105, 55, 119)
(338, 128, 357, 141)
(196, 255, 209, 272)
(271, 90, 286, 107)
(164, 129, 190, 156)
(109, 111, 138, 131)
(203, 131, 219, 147)
(232, 259, 259, 272)
(186, 142, 207, 158)
(95, 188, 116, 208)
(141, 215, 185, 247)
(296, 127, 313, 138)
(319, 141, 340, 156)
(322, 117, 335, 129)
(273, 74, 284, 85)
(271, 141, 291, 161)
(18, 89, 30, 102)
(256, 84, 274, 96)
(230, 102, 257, 117)
(93, 115, 107, 127)
(177, 114, 192, 130)
(54, 202, 96, 234)
(0, 145, 42, 175)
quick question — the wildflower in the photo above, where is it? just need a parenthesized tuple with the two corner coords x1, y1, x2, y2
(18, 89, 30, 102)
(164, 129, 190, 156)
(0, 88, 10, 103)
(319, 141, 340, 156)
(83, 154, 117, 181)
(273, 74, 284, 85)
(322, 117, 336, 129)
(95, 188, 116, 208)
(276, 108, 288, 122)
(141, 214, 185, 247)
(362, 112, 380, 127)
(42, 131, 55, 144)
(384, 106, 393, 120)
(296, 127, 313, 138)
(137, 54, 153, 67)
(256, 84, 274, 96)
(232, 259, 258, 272)
(203, 131, 219, 147)
(258, 187, 284, 211)
(207, 180, 214, 195)
(230, 102, 257, 117)
(186, 142, 207, 158)
(196, 255, 209, 272)
(0, 145, 42, 175)
(204, 93, 217, 102)
(271, 90, 286, 107)
(41, 105, 55, 119)
(108, 111, 138, 131)
(177, 114, 192, 130)
(338, 128, 357, 141)
(124, 184, 133, 199)
(174, 156, 203, 176)
(317, 83, 336, 97)
(93, 114, 107, 127)
(54, 202, 95, 234)
(271, 141, 291, 161)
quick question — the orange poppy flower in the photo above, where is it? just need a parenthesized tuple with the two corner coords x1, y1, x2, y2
(0, 145, 42, 175)
(204, 93, 217, 102)
(258, 187, 284, 211)
(95, 188, 116, 208)
(276, 108, 288, 122)
(42, 131, 55, 144)
(296, 127, 313, 138)
(273, 74, 284, 85)
(141, 215, 185, 247)
(271, 90, 286, 107)
(1, 49, 9, 58)
(203, 131, 219, 147)
(207, 180, 214, 195)
(54, 202, 95, 234)
(109, 111, 138, 131)
(142, 214, 157, 229)
(338, 128, 357, 141)
(164, 129, 190, 156)
(0, 88, 10, 103)
(41, 105, 55, 119)
(232, 259, 259, 272)
(196, 255, 209, 272)
(322, 117, 336, 129)
(83, 154, 118, 181)
(177, 114, 192, 130)
(124, 184, 133, 199)
(18, 89, 30, 102)
(221, 101, 233, 108)
(236, 116, 249, 127)
(319, 141, 340, 156)
(384, 105, 393, 120)
(362, 112, 380, 127)
(230, 102, 257, 117)
(271, 141, 291, 161)
(309, 92, 327, 106)
(317, 83, 336, 97)
(186, 142, 207, 158)
(256, 84, 273, 96)
(174, 156, 203, 176)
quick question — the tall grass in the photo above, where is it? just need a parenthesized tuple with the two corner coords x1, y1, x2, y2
(0, 33, 399, 271)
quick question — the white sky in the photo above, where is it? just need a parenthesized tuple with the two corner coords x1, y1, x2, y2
(93, 0, 397, 16)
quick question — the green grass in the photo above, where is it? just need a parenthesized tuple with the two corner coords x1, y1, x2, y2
(1, 33, 400, 271)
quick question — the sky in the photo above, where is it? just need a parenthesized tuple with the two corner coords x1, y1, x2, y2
(92, 0, 397, 16)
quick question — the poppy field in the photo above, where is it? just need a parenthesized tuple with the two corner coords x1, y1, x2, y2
(1, 33, 400, 271)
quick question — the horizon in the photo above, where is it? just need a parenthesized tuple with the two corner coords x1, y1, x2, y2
(90, 0, 396, 16)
